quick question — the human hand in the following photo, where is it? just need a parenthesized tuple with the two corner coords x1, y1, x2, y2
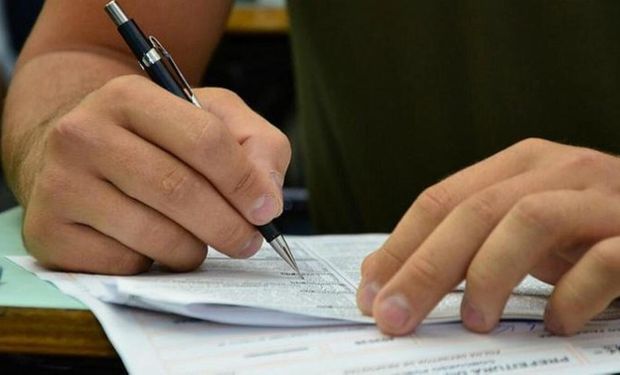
(21, 75, 290, 274)
(356, 138, 620, 336)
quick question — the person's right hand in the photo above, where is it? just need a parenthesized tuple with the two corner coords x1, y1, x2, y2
(20, 75, 291, 274)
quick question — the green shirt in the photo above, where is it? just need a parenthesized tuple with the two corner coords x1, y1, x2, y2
(288, 0, 620, 233)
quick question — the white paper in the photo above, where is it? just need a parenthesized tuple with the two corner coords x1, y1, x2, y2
(11, 234, 620, 326)
(9, 256, 620, 375)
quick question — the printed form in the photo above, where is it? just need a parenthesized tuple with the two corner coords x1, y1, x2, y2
(10, 256, 620, 374)
(11, 234, 620, 326)
(78, 234, 620, 325)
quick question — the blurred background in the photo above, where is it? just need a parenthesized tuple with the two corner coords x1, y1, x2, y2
(0, 0, 311, 233)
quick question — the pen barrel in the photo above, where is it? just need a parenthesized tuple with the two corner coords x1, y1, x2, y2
(257, 224, 279, 242)
(117, 20, 188, 100)
(117, 20, 151, 60)
(144, 62, 188, 99)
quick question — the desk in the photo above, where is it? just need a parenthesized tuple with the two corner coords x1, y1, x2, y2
(0, 207, 116, 359)
(227, 5, 289, 33)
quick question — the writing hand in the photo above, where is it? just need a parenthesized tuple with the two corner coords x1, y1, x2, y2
(357, 138, 620, 336)
(22, 75, 290, 274)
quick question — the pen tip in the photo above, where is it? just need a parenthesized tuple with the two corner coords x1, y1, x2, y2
(269, 235, 303, 278)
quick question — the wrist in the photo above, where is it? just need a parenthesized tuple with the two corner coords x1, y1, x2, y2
(2, 115, 55, 207)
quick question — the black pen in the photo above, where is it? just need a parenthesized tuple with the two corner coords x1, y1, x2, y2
(104, 1, 300, 276)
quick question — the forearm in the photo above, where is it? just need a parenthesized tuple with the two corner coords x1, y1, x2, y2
(1, 0, 231, 207)
(1, 49, 138, 205)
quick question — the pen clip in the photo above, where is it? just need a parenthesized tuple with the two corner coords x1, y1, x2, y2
(148, 36, 202, 108)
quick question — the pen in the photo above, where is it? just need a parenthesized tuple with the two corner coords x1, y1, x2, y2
(104, 1, 301, 276)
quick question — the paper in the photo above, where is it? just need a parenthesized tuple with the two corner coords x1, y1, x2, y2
(10, 234, 620, 326)
(10, 257, 620, 374)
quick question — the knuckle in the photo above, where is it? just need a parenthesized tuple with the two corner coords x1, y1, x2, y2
(159, 167, 197, 206)
(194, 117, 227, 160)
(48, 112, 91, 148)
(511, 195, 554, 235)
(271, 129, 292, 162)
(211, 87, 243, 106)
(460, 191, 501, 227)
(405, 255, 442, 289)
(492, 137, 553, 170)
(361, 248, 402, 282)
(589, 241, 620, 273)
(561, 149, 609, 174)
(381, 244, 408, 265)
(512, 137, 550, 152)
(99, 74, 145, 102)
(415, 184, 456, 222)
(231, 165, 259, 196)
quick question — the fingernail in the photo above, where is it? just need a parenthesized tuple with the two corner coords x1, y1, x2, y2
(377, 294, 412, 332)
(252, 194, 278, 223)
(239, 233, 263, 258)
(358, 282, 381, 314)
(462, 301, 486, 330)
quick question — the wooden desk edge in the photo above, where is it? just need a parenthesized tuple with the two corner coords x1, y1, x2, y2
(0, 307, 116, 357)
(227, 6, 289, 33)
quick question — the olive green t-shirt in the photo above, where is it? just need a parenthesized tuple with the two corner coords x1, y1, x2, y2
(287, 1, 620, 233)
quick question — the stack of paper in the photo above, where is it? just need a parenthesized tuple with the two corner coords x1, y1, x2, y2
(12, 234, 620, 326)
(10, 234, 620, 374)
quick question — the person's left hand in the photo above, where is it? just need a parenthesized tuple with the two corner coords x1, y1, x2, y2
(356, 138, 620, 336)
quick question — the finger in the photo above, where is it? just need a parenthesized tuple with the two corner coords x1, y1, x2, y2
(462, 189, 620, 333)
(195, 88, 290, 204)
(23, 213, 152, 275)
(528, 252, 573, 285)
(546, 236, 620, 335)
(369, 165, 605, 335)
(54, 117, 264, 258)
(196, 87, 292, 185)
(86, 76, 282, 225)
(59, 175, 207, 272)
(357, 139, 564, 311)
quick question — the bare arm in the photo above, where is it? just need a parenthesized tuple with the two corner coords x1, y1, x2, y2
(2, 0, 231, 204)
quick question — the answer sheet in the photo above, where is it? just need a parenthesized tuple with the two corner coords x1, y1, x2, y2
(11, 234, 620, 326)
(12, 257, 620, 375)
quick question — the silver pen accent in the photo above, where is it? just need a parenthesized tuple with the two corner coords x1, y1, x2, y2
(104, 1, 128, 26)
(270, 236, 301, 277)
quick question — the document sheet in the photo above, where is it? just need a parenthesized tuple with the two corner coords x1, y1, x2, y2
(11, 234, 620, 326)
(11, 256, 620, 375)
